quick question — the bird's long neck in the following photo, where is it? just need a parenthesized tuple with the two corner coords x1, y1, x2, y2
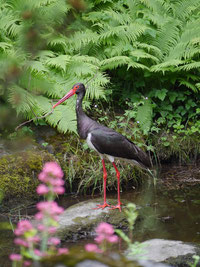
(76, 91, 93, 139)
(76, 92, 85, 118)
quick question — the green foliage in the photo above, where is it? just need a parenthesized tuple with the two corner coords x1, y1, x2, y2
(0, 0, 199, 143)
(115, 203, 145, 257)
(0, 0, 109, 133)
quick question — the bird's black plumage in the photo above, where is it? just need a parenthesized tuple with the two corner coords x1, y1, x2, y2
(53, 82, 152, 211)
(74, 83, 151, 169)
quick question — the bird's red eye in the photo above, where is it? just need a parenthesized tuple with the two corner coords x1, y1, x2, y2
(74, 85, 79, 90)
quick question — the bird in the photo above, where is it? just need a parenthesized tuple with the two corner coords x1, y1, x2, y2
(53, 83, 151, 211)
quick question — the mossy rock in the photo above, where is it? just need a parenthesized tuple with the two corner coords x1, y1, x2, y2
(0, 150, 55, 200)
(57, 198, 130, 241)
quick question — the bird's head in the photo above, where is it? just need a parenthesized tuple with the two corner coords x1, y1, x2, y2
(53, 83, 85, 109)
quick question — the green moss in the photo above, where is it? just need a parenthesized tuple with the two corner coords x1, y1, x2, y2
(0, 150, 55, 200)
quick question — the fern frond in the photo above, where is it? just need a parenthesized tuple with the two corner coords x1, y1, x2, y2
(73, 55, 100, 66)
(151, 60, 184, 72)
(45, 55, 71, 72)
(124, 23, 148, 43)
(46, 34, 68, 51)
(153, 19, 180, 58)
(178, 79, 198, 92)
(178, 62, 200, 72)
(85, 72, 109, 99)
(136, 98, 152, 133)
(135, 42, 163, 59)
(166, 18, 200, 61)
(174, 0, 200, 20)
(100, 56, 130, 70)
(0, 9, 21, 37)
(0, 42, 12, 51)
(34, 95, 52, 113)
(8, 85, 36, 115)
(28, 60, 49, 74)
(69, 31, 99, 51)
(46, 105, 77, 133)
(130, 49, 159, 63)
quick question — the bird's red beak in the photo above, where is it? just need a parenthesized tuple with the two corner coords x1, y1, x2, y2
(53, 89, 76, 109)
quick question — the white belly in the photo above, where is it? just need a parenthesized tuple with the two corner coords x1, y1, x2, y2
(86, 133, 114, 162)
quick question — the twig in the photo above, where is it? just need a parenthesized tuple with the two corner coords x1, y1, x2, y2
(15, 106, 54, 131)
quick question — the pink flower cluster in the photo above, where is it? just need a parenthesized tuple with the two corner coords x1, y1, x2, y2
(35, 201, 64, 221)
(9, 220, 37, 265)
(37, 162, 65, 195)
(10, 162, 68, 265)
(85, 222, 118, 253)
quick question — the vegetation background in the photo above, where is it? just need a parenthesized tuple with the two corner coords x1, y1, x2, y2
(0, 0, 200, 164)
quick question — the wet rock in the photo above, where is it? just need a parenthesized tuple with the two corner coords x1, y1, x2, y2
(57, 199, 129, 240)
(128, 239, 200, 266)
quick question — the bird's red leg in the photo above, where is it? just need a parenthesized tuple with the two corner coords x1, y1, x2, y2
(94, 159, 110, 210)
(110, 162, 122, 212)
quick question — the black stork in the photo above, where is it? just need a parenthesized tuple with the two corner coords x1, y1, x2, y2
(53, 83, 151, 211)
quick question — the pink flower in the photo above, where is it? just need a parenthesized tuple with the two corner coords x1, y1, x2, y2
(96, 222, 114, 236)
(48, 226, 57, 234)
(34, 249, 44, 257)
(48, 237, 60, 246)
(9, 254, 22, 261)
(37, 224, 45, 231)
(49, 179, 64, 186)
(27, 236, 40, 243)
(43, 162, 63, 178)
(24, 260, 32, 266)
(107, 235, 118, 243)
(95, 222, 118, 244)
(37, 201, 64, 215)
(38, 172, 48, 182)
(85, 243, 102, 253)
(57, 248, 69, 255)
(14, 220, 33, 236)
(36, 184, 49, 195)
(53, 186, 65, 194)
(14, 238, 29, 247)
(94, 235, 104, 244)
(35, 212, 43, 220)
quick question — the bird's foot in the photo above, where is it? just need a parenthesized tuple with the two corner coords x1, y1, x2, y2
(93, 202, 110, 210)
(109, 202, 122, 212)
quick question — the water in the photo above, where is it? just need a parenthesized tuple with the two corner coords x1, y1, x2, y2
(119, 184, 200, 243)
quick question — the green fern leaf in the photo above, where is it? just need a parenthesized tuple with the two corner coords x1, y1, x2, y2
(45, 55, 71, 72)
(178, 79, 198, 92)
(28, 60, 49, 73)
(136, 99, 152, 134)
(46, 105, 77, 133)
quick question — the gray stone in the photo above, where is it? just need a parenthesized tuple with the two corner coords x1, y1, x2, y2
(140, 239, 196, 262)
(75, 260, 109, 267)
(57, 199, 128, 240)
(127, 239, 200, 266)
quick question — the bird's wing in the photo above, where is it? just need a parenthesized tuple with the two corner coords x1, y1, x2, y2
(89, 128, 151, 168)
